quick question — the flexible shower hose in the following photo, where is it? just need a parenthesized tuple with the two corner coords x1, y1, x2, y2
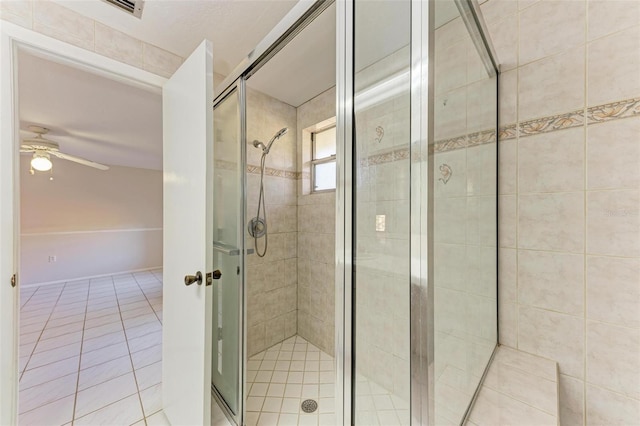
(254, 152, 268, 257)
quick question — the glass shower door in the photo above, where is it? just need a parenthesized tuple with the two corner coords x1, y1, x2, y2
(212, 83, 244, 419)
(351, 0, 412, 424)
(346, 0, 499, 424)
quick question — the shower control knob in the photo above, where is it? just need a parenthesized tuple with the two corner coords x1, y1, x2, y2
(212, 270, 222, 280)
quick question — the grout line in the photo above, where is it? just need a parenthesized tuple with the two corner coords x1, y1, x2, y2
(131, 273, 163, 324)
(71, 392, 144, 425)
(19, 286, 38, 310)
(19, 284, 67, 382)
(487, 385, 558, 417)
(21, 350, 80, 375)
(76, 356, 132, 390)
(113, 275, 153, 426)
(514, 0, 520, 352)
(70, 279, 91, 425)
(583, 4, 589, 425)
(17, 389, 77, 420)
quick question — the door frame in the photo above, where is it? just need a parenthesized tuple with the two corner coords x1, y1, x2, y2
(0, 20, 166, 424)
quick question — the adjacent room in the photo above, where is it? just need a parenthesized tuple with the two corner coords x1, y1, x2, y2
(16, 50, 165, 424)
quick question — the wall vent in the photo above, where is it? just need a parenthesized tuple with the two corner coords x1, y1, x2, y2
(102, 0, 144, 18)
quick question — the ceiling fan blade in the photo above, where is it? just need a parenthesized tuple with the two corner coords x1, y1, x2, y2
(20, 149, 36, 153)
(50, 151, 110, 170)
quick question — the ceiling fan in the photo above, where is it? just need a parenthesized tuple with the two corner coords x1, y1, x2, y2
(20, 126, 109, 172)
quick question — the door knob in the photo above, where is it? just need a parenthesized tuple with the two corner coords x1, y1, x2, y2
(184, 271, 203, 286)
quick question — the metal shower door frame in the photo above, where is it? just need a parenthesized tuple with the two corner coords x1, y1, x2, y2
(338, 0, 498, 424)
(336, 0, 435, 423)
(211, 77, 247, 426)
(214, 1, 346, 425)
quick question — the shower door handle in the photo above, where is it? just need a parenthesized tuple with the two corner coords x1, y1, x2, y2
(212, 241, 240, 256)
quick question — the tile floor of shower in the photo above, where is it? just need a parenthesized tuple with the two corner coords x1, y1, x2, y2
(246, 336, 409, 426)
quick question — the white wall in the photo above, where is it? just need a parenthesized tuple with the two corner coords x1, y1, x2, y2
(20, 156, 162, 285)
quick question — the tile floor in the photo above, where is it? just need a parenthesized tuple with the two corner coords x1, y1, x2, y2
(352, 374, 409, 426)
(247, 336, 409, 426)
(245, 336, 336, 426)
(18, 270, 164, 425)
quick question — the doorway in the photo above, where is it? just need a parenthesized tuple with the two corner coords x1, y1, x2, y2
(15, 48, 165, 424)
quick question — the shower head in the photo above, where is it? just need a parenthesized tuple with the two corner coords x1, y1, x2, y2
(272, 127, 289, 141)
(264, 127, 288, 154)
(252, 127, 288, 155)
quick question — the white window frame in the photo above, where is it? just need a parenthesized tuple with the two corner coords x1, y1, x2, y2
(310, 124, 337, 193)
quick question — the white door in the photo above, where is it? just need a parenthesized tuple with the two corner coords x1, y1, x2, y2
(162, 40, 215, 425)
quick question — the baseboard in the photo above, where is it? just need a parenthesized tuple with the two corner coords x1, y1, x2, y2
(20, 266, 163, 288)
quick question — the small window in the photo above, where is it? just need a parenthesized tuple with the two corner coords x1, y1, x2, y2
(311, 126, 336, 192)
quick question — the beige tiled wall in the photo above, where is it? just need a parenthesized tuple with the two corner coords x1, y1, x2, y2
(0, 0, 182, 77)
(482, 0, 640, 424)
(296, 87, 337, 356)
(245, 87, 298, 357)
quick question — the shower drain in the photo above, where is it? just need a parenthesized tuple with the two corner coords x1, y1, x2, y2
(301, 399, 318, 413)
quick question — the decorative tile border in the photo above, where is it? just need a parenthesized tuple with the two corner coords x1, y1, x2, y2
(499, 124, 517, 141)
(587, 97, 640, 124)
(499, 96, 640, 141)
(359, 147, 412, 167)
(519, 109, 584, 137)
(219, 96, 640, 173)
(468, 130, 497, 147)
(433, 129, 496, 154)
(434, 135, 467, 152)
(215, 160, 301, 180)
(246, 164, 299, 179)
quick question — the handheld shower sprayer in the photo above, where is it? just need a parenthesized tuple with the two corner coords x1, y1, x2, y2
(251, 127, 288, 155)
(248, 127, 289, 257)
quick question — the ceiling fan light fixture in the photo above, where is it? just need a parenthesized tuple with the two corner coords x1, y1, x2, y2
(31, 152, 52, 171)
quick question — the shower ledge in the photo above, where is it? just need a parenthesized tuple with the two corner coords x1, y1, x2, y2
(466, 345, 560, 426)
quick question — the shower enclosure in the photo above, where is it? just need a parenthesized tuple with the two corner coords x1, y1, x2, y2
(210, 0, 499, 424)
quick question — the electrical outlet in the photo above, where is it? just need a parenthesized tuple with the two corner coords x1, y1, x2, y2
(48, 255, 57, 263)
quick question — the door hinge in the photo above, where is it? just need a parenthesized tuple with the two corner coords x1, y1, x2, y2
(10, 273, 16, 288)
(217, 327, 223, 341)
